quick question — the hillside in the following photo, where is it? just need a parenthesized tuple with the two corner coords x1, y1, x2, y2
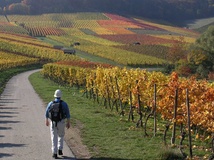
(0, 12, 200, 68)
(0, 0, 214, 24)
(0, 12, 214, 160)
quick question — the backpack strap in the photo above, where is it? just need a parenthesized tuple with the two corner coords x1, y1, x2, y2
(58, 100, 63, 120)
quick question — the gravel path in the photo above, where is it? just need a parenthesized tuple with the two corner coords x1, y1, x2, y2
(0, 69, 76, 159)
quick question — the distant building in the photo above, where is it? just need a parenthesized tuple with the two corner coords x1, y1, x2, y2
(73, 42, 80, 46)
(133, 42, 141, 45)
(61, 48, 76, 55)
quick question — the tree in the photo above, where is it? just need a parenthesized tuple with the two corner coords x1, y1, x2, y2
(195, 26, 214, 63)
(167, 36, 188, 63)
(183, 26, 214, 78)
(8, 3, 30, 14)
(194, 26, 214, 73)
(21, 0, 32, 5)
(187, 49, 208, 65)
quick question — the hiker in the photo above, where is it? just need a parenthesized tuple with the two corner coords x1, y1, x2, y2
(45, 89, 71, 159)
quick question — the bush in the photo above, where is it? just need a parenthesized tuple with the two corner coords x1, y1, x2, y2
(208, 71, 214, 81)
(157, 146, 185, 160)
(163, 63, 174, 74)
(196, 64, 209, 79)
(176, 65, 193, 77)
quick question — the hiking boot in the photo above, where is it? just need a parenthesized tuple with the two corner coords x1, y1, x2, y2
(52, 153, 57, 159)
(58, 150, 63, 155)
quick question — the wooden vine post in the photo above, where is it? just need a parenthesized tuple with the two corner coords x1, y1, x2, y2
(110, 76, 118, 111)
(171, 88, 178, 145)
(164, 124, 170, 146)
(128, 84, 134, 121)
(212, 134, 214, 153)
(136, 80, 143, 127)
(115, 76, 124, 116)
(105, 80, 112, 110)
(186, 89, 193, 159)
(154, 84, 157, 136)
(179, 128, 186, 157)
(89, 79, 93, 100)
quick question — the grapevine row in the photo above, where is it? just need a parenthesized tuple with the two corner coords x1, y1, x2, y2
(48, 35, 167, 66)
(0, 51, 40, 70)
(0, 37, 81, 62)
(42, 64, 214, 135)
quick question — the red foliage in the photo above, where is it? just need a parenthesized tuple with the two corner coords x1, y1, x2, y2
(104, 13, 164, 30)
(0, 31, 33, 38)
(177, 65, 193, 77)
(97, 20, 138, 28)
(98, 34, 174, 45)
(208, 72, 214, 81)
(104, 13, 132, 21)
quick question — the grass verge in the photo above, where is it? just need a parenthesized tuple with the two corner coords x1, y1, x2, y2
(29, 71, 188, 160)
(38, 37, 127, 68)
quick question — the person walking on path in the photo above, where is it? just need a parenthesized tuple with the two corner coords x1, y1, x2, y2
(45, 89, 71, 159)
(0, 70, 75, 160)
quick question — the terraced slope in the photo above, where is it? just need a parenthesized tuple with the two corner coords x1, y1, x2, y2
(0, 12, 200, 67)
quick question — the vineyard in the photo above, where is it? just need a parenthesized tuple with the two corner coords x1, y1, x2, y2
(0, 50, 40, 70)
(0, 32, 83, 62)
(0, 12, 213, 159)
(41, 63, 214, 159)
(0, 12, 200, 67)
(41, 63, 214, 135)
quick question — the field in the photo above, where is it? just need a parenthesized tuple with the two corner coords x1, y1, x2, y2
(0, 12, 200, 67)
(31, 68, 214, 160)
(0, 12, 213, 160)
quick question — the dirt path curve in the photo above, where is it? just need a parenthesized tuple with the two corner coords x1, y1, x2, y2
(0, 69, 76, 160)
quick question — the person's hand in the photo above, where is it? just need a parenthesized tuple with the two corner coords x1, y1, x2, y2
(66, 121, 70, 129)
(45, 119, 49, 126)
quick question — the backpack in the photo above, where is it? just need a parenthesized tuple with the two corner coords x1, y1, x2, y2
(48, 100, 63, 126)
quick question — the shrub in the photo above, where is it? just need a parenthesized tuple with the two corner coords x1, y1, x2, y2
(208, 71, 214, 81)
(196, 64, 209, 79)
(157, 146, 185, 160)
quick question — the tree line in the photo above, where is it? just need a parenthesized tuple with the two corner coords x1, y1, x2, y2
(0, 0, 214, 23)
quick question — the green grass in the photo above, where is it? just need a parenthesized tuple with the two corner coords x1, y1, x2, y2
(29, 71, 189, 160)
(37, 37, 128, 68)
(1, 67, 210, 160)
(0, 64, 42, 94)
(0, 68, 210, 159)
(36, 37, 65, 46)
